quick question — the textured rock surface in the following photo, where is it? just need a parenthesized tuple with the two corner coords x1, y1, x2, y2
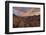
(13, 15, 40, 28)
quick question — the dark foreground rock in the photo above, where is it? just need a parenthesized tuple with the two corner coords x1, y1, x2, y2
(13, 15, 40, 28)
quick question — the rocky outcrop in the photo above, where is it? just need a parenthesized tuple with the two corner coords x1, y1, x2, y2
(13, 15, 40, 28)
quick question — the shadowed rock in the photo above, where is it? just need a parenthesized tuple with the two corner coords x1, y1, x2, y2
(13, 15, 40, 28)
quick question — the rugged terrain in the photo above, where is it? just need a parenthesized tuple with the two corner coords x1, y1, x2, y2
(13, 15, 40, 28)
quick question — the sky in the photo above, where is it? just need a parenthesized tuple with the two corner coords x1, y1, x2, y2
(13, 7, 40, 17)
